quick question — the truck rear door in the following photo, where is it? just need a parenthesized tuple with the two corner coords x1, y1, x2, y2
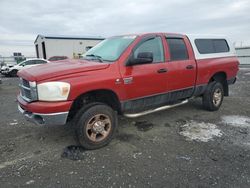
(163, 35, 197, 99)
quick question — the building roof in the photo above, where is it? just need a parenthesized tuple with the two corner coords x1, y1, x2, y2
(34, 34, 105, 43)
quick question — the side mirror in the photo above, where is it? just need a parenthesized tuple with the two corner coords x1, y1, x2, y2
(127, 52, 153, 66)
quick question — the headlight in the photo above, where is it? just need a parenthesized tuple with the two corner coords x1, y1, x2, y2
(37, 82, 70, 101)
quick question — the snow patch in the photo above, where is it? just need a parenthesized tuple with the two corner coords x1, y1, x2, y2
(179, 121, 222, 142)
(9, 119, 18, 125)
(221, 115, 250, 127)
(26, 180, 35, 185)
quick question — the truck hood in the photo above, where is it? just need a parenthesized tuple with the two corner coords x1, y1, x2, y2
(17, 59, 110, 82)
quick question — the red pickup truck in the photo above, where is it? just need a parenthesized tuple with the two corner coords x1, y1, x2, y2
(17, 33, 239, 149)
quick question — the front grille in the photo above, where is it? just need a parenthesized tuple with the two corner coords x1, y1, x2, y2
(19, 78, 37, 102)
(22, 79, 30, 88)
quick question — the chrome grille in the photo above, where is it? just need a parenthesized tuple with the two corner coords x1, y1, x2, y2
(19, 78, 37, 102)
(22, 79, 30, 88)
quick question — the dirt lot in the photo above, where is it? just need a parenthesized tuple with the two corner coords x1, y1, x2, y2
(0, 67, 250, 188)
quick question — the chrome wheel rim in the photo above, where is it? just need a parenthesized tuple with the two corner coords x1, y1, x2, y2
(86, 114, 111, 142)
(213, 88, 222, 106)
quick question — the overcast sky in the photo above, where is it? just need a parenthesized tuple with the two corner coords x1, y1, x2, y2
(0, 0, 250, 56)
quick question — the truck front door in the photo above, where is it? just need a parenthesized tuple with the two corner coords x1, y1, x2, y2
(120, 35, 168, 112)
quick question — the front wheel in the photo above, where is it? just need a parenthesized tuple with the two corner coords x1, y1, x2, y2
(202, 81, 224, 111)
(75, 104, 117, 150)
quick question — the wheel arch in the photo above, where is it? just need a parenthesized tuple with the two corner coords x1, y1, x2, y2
(209, 71, 228, 96)
(68, 89, 121, 122)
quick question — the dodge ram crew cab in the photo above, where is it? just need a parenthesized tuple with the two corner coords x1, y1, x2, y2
(17, 33, 239, 149)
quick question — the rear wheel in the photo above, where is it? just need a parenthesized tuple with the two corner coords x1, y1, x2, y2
(202, 81, 224, 111)
(75, 103, 117, 150)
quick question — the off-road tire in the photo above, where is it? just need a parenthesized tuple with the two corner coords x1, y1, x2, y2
(203, 81, 224, 111)
(74, 103, 117, 150)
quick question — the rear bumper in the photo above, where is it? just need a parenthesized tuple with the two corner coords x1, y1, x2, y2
(18, 105, 68, 126)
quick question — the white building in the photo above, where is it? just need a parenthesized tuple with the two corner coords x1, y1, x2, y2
(235, 47, 250, 65)
(34, 35, 104, 59)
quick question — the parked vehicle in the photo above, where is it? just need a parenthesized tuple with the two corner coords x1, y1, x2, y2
(17, 33, 239, 149)
(2, 58, 48, 77)
(48, 56, 69, 61)
(1, 61, 17, 74)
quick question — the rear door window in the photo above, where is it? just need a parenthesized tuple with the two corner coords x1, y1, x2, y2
(166, 38, 189, 61)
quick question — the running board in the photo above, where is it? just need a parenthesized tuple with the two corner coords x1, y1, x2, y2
(124, 100, 188, 118)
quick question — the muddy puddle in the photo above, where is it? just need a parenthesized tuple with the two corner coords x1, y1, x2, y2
(134, 121, 154, 132)
(116, 133, 137, 142)
(61, 145, 86, 161)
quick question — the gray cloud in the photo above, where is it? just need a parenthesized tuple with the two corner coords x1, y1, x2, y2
(0, 0, 249, 56)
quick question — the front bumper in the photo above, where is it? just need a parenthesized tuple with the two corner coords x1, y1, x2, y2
(18, 104, 69, 126)
(17, 95, 72, 126)
(1, 70, 10, 75)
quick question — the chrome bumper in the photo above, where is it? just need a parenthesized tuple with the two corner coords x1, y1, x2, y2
(18, 105, 69, 126)
(1, 70, 10, 75)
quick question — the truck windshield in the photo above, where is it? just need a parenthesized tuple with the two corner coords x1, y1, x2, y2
(82, 36, 137, 62)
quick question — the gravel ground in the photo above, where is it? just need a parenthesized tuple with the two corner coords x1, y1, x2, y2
(0, 67, 250, 188)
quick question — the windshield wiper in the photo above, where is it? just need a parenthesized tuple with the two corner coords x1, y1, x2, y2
(85, 54, 103, 62)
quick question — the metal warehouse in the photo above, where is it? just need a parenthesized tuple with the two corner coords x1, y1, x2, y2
(34, 35, 104, 59)
(235, 46, 250, 65)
